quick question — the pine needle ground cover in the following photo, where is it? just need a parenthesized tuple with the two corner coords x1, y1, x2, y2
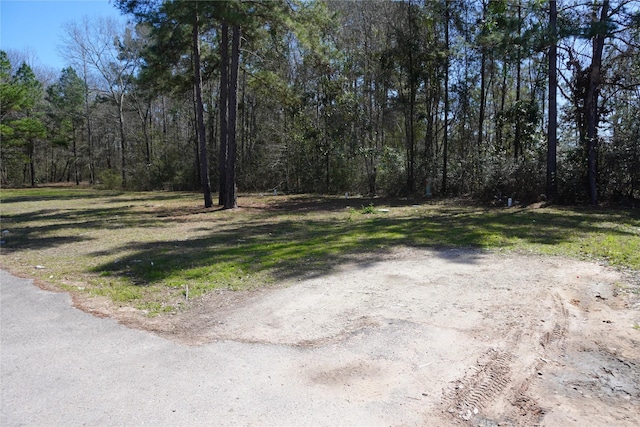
(1, 188, 638, 315)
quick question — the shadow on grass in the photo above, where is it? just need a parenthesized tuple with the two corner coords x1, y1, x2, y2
(3, 188, 638, 293)
(262, 195, 423, 213)
(0, 188, 123, 204)
(89, 204, 640, 291)
(0, 192, 213, 253)
(0, 206, 168, 253)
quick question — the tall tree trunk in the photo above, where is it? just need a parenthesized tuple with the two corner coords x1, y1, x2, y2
(141, 101, 151, 164)
(546, 0, 558, 200)
(407, 81, 416, 193)
(240, 68, 247, 165)
(514, 0, 522, 162)
(497, 64, 508, 150)
(192, 88, 202, 188)
(424, 83, 436, 177)
(364, 18, 376, 196)
(218, 21, 229, 206)
(475, 57, 486, 190)
(477, 0, 487, 189)
(29, 142, 35, 186)
(73, 123, 79, 185)
(441, 0, 450, 195)
(83, 66, 94, 184)
(192, 9, 213, 208)
(49, 145, 54, 182)
(118, 98, 127, 188)
(586, 0, 609, 206)
(224, 24, 240, 209)
(405, 2, 416, 194)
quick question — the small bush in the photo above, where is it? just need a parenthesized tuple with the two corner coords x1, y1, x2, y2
(96, 169, 122, 190)
(361, 203, 376, 214)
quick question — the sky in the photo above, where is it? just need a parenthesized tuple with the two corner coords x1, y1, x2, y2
(1, 0, 125, 72)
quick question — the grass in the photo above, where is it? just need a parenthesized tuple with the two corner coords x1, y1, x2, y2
(1, 187, 639, 315)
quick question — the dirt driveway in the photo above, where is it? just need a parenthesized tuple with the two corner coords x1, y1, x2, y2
(2, 249, 639, 425)
(60, 248, 639, 426)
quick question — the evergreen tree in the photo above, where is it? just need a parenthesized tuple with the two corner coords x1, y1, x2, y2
(0, 56, 46, 186)
(47, 67, 86, 185)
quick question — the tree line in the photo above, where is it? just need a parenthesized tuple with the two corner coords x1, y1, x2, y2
(1, 0, 639, 207)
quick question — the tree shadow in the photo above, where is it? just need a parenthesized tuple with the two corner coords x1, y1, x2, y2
(0, 189, 123, 204)
(3, 189, 638, 290)
(261, 194, 424, 213)
(0, 201, 204, 254)
(88, 202, 640, 290)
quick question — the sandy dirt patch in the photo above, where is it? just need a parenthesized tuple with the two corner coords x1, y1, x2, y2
(73, 248, 640, 426)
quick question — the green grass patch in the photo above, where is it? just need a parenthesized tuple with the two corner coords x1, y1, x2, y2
(360, 203, 377, 215)
(1, 188, 638, 314)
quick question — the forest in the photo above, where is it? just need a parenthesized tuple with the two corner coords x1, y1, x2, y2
(1, 0, 639, 207)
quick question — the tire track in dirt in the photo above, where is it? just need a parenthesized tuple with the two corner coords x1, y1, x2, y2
(529, 287, 640, 426)
(493, 293, 569, 425)
(539, 292, 569, 354)
(443, 348, 514, 421)
(441, 291, 573, 425)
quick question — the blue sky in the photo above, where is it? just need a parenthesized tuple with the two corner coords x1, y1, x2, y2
(1, 0, 124, 72)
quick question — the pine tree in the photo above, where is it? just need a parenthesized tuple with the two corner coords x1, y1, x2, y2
(47, 67, 86, 185)
(1, 58, 46, 186)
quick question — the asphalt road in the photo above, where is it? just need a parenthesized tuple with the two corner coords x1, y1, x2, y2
(0, 270, 398, 427)
(4, 250, 638, 426)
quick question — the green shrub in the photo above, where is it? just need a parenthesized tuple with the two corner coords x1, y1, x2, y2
(96, 169, 122, 190)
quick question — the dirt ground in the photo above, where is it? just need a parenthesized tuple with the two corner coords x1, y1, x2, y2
(72, 248, 640, 426)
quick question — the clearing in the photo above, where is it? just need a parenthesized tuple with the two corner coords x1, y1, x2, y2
(1, 190, 639, 425)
